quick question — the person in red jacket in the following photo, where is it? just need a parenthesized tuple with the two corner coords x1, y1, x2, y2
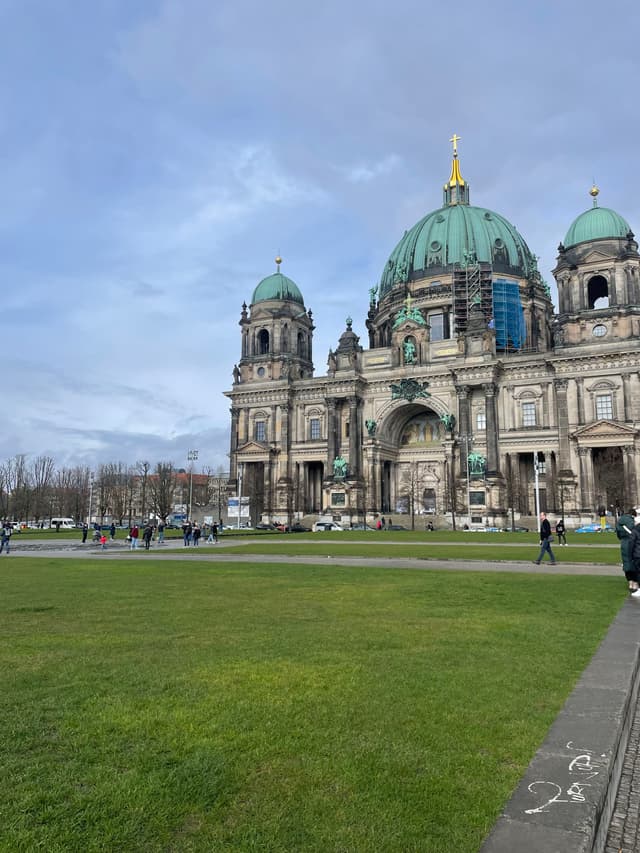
(130, 524, 139, 550)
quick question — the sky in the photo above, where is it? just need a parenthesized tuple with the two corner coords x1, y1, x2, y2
(3, 0, 639, 473)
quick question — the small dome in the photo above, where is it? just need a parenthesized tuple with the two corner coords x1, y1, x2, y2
(251, 271, 304, 306)
(564, 206, 632, 248)
(379, 204, 534, 298)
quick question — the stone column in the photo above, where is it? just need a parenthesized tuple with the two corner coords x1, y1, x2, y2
(622, 374, 632, 422)
(554, 379, 573, 477)
(229, 408, 239, 479)
(577, 447, 589, 510)
(482, 382, 500, 476)
(326, 398, 337, 473)
(622, 446, 636, 507)
(576, 378, 585, 425)
(541, 382, 550, 426)
(456, 385, 471, 477)
(348, 396, 359, 476)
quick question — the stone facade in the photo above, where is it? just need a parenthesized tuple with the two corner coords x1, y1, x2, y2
(225, 158, 640, 527)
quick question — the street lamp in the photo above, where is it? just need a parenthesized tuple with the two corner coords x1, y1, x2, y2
(87, 472, 94, 525)
(187, 449, 198, 521)
(533, 451, 541, 532)
(237, 463, 244, 530)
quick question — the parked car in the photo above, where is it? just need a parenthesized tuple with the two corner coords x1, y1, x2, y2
(576, 523, 614, 533)
(349, 523, 375, 531)
(256, 522, 278, 530)
(289, 523, 311, 533)
(312, 521, 344, 532)
(500, 526, 529, 532)
(386, 523, 408, 531)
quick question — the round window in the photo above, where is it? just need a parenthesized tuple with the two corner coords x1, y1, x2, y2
(430, 240, 441, 251)
(257, 366, 266, 376)
(592, 324, 607, 338)
(494, 238, 504, 248)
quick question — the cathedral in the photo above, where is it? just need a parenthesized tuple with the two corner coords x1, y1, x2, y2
(225, 140, 640, 528)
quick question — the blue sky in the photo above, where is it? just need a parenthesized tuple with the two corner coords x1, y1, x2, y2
(3, 0, 639, 471)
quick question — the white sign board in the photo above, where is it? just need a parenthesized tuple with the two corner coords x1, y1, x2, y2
(228, 496, 250, 518)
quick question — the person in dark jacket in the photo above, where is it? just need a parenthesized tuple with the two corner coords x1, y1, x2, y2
(617, 509, 639, 594)
(142, 524, 153, 550)
(533, 512, 557, 565)
(555, 518, 567, 546)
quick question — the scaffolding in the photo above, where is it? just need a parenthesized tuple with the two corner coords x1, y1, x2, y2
(452, 256, 493, 335)
(452, 257, 527, 353)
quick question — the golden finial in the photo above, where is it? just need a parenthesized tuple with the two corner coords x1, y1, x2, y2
(589, 183, 599, 208)
(449, 133, 461, 156)
(275, 254, 282, 271)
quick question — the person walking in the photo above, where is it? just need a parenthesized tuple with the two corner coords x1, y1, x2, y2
(555, 518, 567, 546)
(100, 534, 107, 550)
(534, 512, 557, 565)
(193, 523, 201, 546)
(81, 522, 88, 543)
(157, 520, 165, 545)
(130, 524, 139, 550)
(628, 519, 640, 599)
(0, 522, 12, 554)
(143, 524, 153, 550)
(616, 508, 638, 594)
(110, 522, 116, 541)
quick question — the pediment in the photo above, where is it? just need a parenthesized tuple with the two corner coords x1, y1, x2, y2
(572, 419, 638, 443)
(582, 250, 612, 264)
(237, 440, 270, 455)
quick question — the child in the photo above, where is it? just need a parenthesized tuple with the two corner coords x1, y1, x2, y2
(100, 534, 107, 550)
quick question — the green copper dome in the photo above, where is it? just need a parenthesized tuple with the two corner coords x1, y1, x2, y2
(251, 271, 304, 306)
(564, 206, 631, 249)
(379, 203, 534, 297)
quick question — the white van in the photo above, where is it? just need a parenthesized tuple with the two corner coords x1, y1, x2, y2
(50, 518, 76, 529)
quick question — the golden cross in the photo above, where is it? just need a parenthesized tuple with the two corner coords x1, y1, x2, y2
(450, 133, 461, 155)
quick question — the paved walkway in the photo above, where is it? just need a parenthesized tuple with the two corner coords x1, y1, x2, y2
(4, 536, 638, 851)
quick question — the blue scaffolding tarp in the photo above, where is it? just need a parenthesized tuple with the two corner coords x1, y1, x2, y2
(492, 278, 526, 351)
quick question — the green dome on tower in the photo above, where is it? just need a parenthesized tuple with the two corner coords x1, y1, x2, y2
(378, 146, 534, 297)
(251, 258, 304, 305)
(564, 188, 631, 248)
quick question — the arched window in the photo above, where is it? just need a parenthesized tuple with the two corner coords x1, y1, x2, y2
(281, 325, 289, 353)
(588, 275, 609, 309)
(258, 329, 270, 355)
(297, 332, 306, 358)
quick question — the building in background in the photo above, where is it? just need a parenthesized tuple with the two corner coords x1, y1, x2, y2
(225, 141, 640, 527)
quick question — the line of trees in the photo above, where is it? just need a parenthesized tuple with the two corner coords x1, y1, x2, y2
(0, 455, 228, 525)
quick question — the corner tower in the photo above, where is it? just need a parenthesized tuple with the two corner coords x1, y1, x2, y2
(234, 257, 315, 385)
(553, 187, 640, 347)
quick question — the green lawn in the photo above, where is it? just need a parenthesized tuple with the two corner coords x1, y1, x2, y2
(0, 558, 624, 852)
(207, 537, 621, 565)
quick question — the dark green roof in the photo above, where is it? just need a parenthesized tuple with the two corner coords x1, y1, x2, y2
(251, 272, 304, 306)
(564, 206, 631, 248)
(379, 204, 534, 297)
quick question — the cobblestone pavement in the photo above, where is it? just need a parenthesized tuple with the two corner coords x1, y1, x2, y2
(605, 688, 640, 853)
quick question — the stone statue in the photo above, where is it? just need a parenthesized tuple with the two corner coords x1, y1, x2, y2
(327, 349, 337, 374)
(365, 419, 377, 437)
(333, 456, 348, 478)
(369, 285, 378, 306)
(232, 364, 240, 384)
(403, 338, 416, 364)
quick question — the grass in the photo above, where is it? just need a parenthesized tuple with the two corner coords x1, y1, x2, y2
(194, 537, 622, 565)
(0, 557, 624, 852)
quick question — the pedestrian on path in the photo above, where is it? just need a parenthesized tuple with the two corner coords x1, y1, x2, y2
(534, 512, 557, 565)
(143, 524, 153, 550)
(157, 521, 165, 545)
(130, 524, 139, 550)
(81, 522, 88, 543)
(555, 518, 567, 546)
(110, 523, 116, 540)
(0, 522, 12, 554)
(193, 523, 201, 546)
(617, 508, 639, 595)
(627, 520, 640, 599)
(100, 534, 107, 550)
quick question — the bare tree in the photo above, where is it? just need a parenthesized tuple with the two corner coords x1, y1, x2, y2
(100, 462, 132, 524)
(148, 463, 178, 522)
(30, 455, 55, 521)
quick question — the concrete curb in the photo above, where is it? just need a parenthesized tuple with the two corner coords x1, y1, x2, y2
(479, 599, 640, 852)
